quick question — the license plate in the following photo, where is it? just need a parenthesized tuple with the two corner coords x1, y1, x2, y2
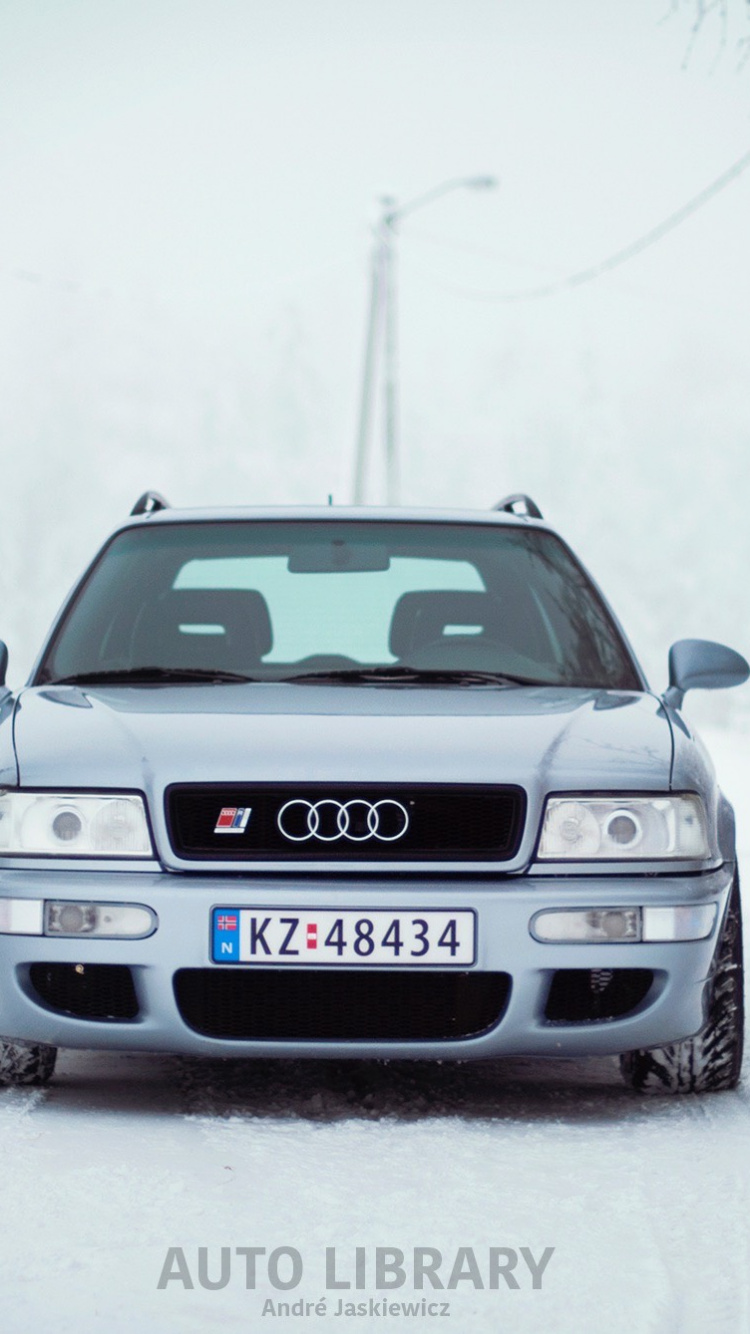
(211, 908, 476, 966)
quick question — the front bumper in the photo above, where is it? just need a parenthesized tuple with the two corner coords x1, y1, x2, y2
(0, 864, 735, 1059)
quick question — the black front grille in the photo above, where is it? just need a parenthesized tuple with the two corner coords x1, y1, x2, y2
(173, 969, 511, 1040)
(28, 963, 139, 1021)
(544, 969, 654, 1024)
(167, 784, 525, 861)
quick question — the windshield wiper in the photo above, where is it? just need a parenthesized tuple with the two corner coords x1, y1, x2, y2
(48, 665, 546, 688)
(48, 667, 257, 685)
(282, 666, 543, 687)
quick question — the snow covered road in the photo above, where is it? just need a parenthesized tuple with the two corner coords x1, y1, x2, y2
(2, 726, 750, 1334)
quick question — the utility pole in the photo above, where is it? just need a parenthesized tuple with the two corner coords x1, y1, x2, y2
(353, 204, 390, 506)
(352, 176, 497, 506)
(382, 205, 398, 506)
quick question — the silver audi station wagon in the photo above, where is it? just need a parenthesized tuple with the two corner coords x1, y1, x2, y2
(0, 492, 746, 1093)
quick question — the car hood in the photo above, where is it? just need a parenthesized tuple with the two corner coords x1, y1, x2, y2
(12, 682, 672, 869)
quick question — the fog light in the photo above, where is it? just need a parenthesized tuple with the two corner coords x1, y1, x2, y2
(46, 902, 98, 934)
(60, 905, 85, 932)
(0, 898, 43, 935)
(532, 908, 641, 943)
(44, 902, 156, 939)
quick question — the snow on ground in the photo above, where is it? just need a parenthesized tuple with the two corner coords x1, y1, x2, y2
(2, 726, 750, 1334)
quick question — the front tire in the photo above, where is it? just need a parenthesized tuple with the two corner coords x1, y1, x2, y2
(0, 1039, 57, 1086)
(620, 873, 744, 1094)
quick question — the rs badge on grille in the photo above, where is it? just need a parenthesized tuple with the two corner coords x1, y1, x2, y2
(214, 807, 252, 834)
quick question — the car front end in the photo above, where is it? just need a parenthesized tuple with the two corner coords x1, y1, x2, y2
(0, 503, 744, 1083)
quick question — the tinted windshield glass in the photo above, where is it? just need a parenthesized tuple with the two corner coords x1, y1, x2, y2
(37, 521, 640, 690)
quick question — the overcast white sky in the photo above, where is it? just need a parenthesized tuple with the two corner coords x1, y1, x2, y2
(1, 0, 749, 702)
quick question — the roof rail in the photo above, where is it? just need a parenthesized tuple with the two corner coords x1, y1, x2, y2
(130, 491, 170, 517)
(492, 493, 543, 520)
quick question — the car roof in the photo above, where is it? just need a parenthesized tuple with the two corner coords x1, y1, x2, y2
(120, 504, 549, 531)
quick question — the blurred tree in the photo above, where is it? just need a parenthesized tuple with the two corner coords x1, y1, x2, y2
(675, 0, 750, 65)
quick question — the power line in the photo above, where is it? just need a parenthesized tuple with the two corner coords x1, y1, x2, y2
(424, 145, 750, 303)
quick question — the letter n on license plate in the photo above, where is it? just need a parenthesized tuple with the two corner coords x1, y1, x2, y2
(211, 909, 476, 965)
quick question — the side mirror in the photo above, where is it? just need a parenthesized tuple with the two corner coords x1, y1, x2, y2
(0, 641, 7, 687)
(664, 638, 750, 710)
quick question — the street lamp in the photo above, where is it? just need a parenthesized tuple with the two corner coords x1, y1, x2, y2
(352, 176, 497, 505)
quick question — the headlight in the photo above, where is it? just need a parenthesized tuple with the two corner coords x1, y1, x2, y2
(0, 792, 153, 857)
(537, 794, 708, 861)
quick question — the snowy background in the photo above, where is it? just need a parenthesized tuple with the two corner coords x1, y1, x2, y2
(1, 0, 750, 706)
(2, 1, 750, 1330)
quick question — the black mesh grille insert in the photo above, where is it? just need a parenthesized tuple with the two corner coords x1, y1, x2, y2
(173, 969, 511, 1040)
(29, 963, 139, 1021)
(544, 969, 654, 1024)
(166, 784, 525, 861)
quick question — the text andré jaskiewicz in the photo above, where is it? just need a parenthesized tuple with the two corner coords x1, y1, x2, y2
(157, 1245, 555, 1313)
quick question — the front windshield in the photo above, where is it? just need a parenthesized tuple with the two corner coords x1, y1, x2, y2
(36, 520, 641, 690)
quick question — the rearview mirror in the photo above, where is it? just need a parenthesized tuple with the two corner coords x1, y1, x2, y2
(288, 541, 391, 573)
(664, 638, 749, 709)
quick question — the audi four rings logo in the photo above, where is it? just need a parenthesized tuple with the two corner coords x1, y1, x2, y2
(276, 798, 410, 843)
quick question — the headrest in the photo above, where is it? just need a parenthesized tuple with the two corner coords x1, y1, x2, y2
(389, 590, 503, 659)
(160, 588, 273, 656)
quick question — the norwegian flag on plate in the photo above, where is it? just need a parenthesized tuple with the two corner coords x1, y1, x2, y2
(214, 807, 252, 834)
(216, 914, 238, 931)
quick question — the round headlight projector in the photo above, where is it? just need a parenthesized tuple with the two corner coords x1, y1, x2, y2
(52, 810, 83, 843)
(605, 809, 642, 849)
